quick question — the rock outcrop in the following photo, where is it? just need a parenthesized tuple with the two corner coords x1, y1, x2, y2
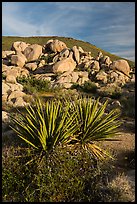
(2, 38, 134, 108)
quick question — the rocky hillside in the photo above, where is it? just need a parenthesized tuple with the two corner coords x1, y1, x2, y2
(2, 36, 135, 68)
(2, 38, 135, 109)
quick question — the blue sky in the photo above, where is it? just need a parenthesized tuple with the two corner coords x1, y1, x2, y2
(2, 2, 135, 61)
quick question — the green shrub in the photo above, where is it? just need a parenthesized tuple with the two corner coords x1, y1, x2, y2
(38, 54, 55, 64)
(17, 76, 53, 94)
(3, 145, 134, 202)
(120, 95, 135, 118)
(2, 145, 115, 202)
(102, 173, 135, 202)
(82, 81, 97, 93)
(98, 85, 122, 99)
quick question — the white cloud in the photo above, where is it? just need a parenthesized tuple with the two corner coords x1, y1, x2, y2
(2, 2, 135, 62)
(50, 2, 93, 12)
(2, 2, 38, 36)
(112, 50, 135, 61)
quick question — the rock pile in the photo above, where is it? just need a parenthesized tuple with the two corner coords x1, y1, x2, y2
(2, 39, 135, 108)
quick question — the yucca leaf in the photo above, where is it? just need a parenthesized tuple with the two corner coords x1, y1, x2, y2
(18, 135, 39, 149)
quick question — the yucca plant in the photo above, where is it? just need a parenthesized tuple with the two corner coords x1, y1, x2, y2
(69, 97, 122, 160)
(10, 98, 79, 155)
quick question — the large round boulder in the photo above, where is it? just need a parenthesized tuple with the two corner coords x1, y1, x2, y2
(110, 59, 130, 76)
(11, 52, 27, 67)
(11, 41, 30, 52)
(52, 57, 76, 73)
(49, 39, 67, 53)
(23, 44, 43, 62)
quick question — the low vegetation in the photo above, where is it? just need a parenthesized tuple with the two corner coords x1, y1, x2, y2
(2, 144, 134, 202)
(17, 76, 58, 94)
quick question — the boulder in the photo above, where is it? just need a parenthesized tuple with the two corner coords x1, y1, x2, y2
(72, 46, 80, 64)
(78, 46, 84, 53)
(110, 59, 130, 76)
(96, 70, 108, 84)
(8, 83, 24, 92)
(100, 56, 112, 66)
(20, 68, 30, 78)
(34, 73, 55, 81)
(2, 64, 11, 73)
(2, 94, 8, 103)
(77, 77, 89, 85)
(2, 111, 9, 123)
(6, 75, 17, 84)
(90, 60, 100, 73)
(59, 48, 70, 60)
(23, 44, 43, 62)
(71, 72, 79, 83)
(8, 90, 26, 102)
(49, 39, 67, 53)
(96, 51, 103, 61)
(11, 52, 27, 67)
(13, 97, 28, 107)
(52, 57, 76, 73)
(11, 41, 30, 52)
(25, 62, 38, 71)
(2, 50, 15, 58)
(55, 71, 89, 87)
(77, 71, 89, 85)
(63, 83, 72, 89)
(6, 67, 21, 78)
(78, 71, 89, 78)
(2, 82, 11, 95)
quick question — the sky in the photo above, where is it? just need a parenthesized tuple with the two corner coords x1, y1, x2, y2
(2, 2, 135, 61)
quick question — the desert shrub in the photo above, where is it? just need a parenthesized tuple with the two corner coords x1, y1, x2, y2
(37, 54, 55, 65)
(17, 76, 53, 94)
(2, 145, 115, 202)
(2, 146, 37, 202)
(120, 95, 135, 118)
(71, 82, 81, 90)
(3, 144, 134, 202)
(98, 85, 122, 99)
(82, 81, 97, 93)
(71, 81, 97, 94)
(55, 88, 80, 101)
(102, 173, 135, 202)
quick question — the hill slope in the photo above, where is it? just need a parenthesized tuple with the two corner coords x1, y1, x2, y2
(2, 36, 135, 68)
